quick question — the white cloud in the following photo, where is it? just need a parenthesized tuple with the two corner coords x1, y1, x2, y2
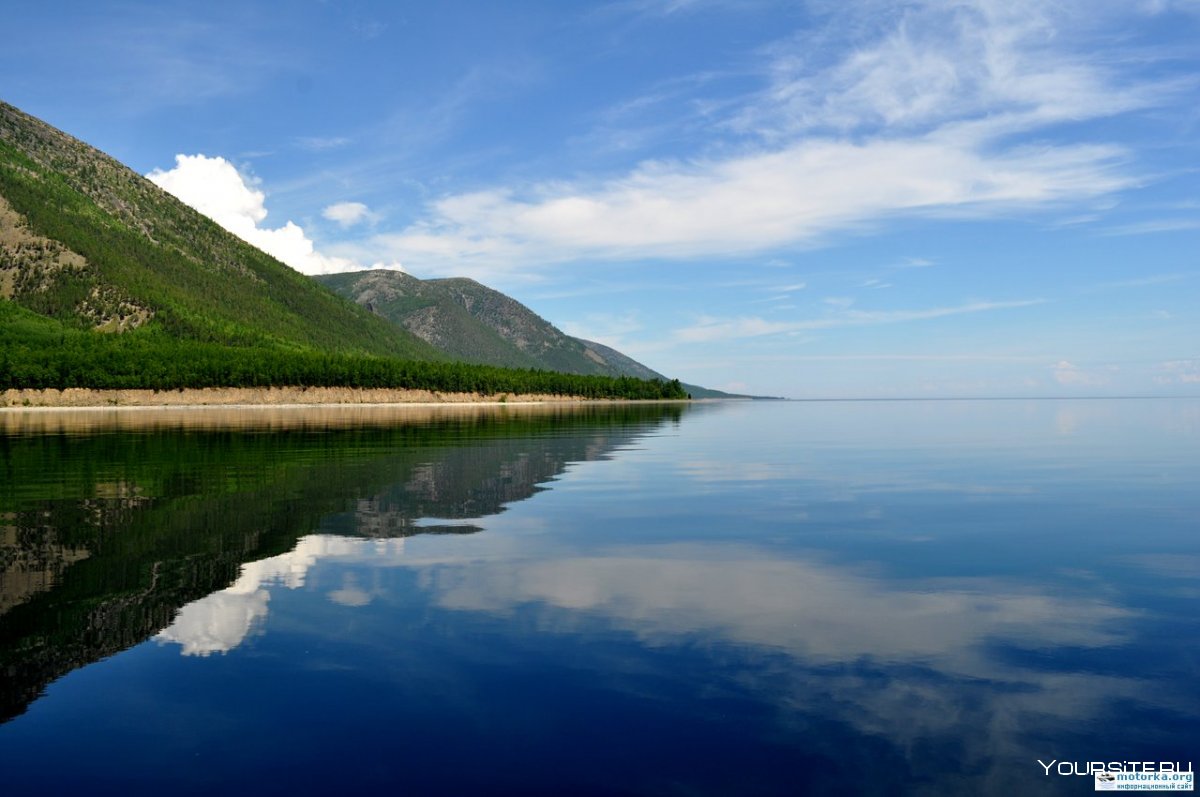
(1090, 273, 1187, 290)
(352, 137, 1130, 276)
(147, 154, 366, 275)
(294, 135, 352, 152)
(333, 0, 1182, 277)
(560, 311, 644, 351)
(674, 299, 1046, 343)
(1052, 360, 1114, 387)
(322, 201, 374, 228)
(737, 0, 1190, 140)
(1100, 218, 1200, 236)
(1156, 360, 1200, 384)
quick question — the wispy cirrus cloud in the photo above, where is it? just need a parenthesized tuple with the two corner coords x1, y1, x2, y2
(350, 136, 1130, 277)
(1089, 273, 1187, 290)
(294, 135, 352, 152)
(8, 6, 298, 114)
(731, 0, 1185, 140)
(1100, 218, 1200, 236)
(674, 299, 1047, 343)
(560, 311, 645, 352)
(1053, 360, 1116, 387)
(343, 0, 1182, 278)
(893, 257, 935, 269)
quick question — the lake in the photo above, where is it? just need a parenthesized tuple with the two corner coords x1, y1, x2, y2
(0, 399, 1196, 795)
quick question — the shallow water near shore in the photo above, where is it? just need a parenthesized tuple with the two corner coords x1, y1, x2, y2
(1, 399, 1196, 795)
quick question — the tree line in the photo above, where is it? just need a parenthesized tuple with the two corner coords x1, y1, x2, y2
(0, 331, 689, 400)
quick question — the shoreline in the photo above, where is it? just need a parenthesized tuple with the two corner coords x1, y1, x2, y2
(0, 389, 691, 434)
(4, 386, 582, 410)
(0, 386, 688, 412)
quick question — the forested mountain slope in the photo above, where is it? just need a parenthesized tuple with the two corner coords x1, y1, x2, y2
(0, 100, 436, 358)
(0, 100, 686, 400)
(317, 270, 542, 370)
(319, 270, 757, 398)
(319, 269, 667, 378)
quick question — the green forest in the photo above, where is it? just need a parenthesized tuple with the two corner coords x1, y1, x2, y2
(0, 102, 689, 402)
(0, 301, 688, 399)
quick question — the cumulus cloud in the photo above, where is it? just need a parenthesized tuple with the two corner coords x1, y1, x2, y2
(147, 154, 367, 275)
(322, 201, 374, 228)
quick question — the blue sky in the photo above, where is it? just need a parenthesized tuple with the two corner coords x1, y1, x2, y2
(3, 0, 1198, 397)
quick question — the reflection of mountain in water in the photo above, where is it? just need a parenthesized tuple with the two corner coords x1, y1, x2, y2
(0, 404, 683, 723)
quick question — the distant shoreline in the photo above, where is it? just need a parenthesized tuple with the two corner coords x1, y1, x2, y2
(1, 386, 692, 411)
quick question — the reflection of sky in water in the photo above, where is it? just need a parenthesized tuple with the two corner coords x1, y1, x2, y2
(157, 536, 408, 655)
(8, 400, 1200, 795)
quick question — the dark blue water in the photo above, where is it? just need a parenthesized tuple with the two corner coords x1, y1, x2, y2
(0, 400, 1196, 795)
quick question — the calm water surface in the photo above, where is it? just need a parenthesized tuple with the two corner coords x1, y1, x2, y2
(0, 400, 1196, 795)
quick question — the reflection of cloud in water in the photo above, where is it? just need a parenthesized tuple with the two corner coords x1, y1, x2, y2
(427, 544, 1177, 796)
(327, 573, 373, 607)
(156, 535, 405, 655)
(156, 588, 270, 657)
(677, 457, 1037, 500)
(159, 536, 1141, 679)
(1123, 554, 1200, 580)
(151, 534, 1185, 793)
(430, 544, 1133, 670)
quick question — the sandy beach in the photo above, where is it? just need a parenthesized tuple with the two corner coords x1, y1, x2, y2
(0, 386, 594, 410)
(0, 388, 689, 433)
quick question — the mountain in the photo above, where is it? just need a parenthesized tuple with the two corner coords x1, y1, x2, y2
(315, 270, 541, 370)
(0, 99, 437, 359)
(317, 270, 666, 377)
(0, 100, 686, 400)
(318, 269, 760, 399)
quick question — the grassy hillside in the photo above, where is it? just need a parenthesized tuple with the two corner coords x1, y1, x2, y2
(0, 100, 436, 358)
